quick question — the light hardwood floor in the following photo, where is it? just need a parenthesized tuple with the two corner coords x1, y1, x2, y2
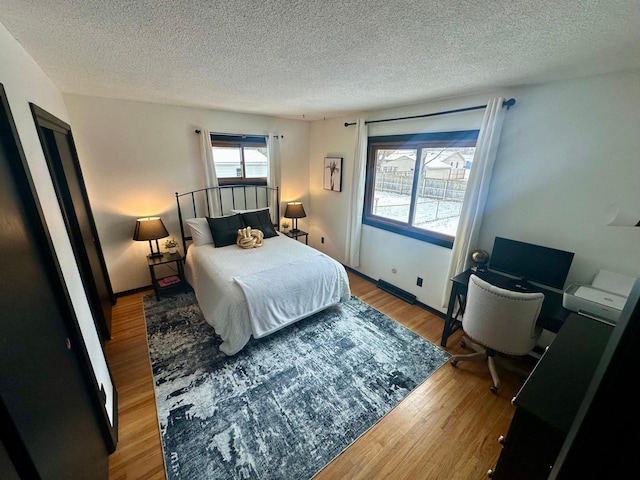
(106, 271, 535, 480)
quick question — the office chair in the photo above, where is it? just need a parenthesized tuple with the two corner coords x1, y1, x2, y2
(450, 274, 544, 393)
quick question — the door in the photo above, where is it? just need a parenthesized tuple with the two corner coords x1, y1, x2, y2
(30, 104, 115, 341)
(0, 85, 110, 477)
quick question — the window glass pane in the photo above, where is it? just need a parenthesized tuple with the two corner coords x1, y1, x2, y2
(414, 146, 475, 236)
(210, 135, 268, 183)
(212, 146, 242, 178)
(372, 149, 417, 223)
(244, 146, 268, 178)
(363, 130, 478, 247)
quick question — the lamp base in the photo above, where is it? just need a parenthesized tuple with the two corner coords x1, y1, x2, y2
(290, 228, 300, 233)
(148, 239, 164, 258)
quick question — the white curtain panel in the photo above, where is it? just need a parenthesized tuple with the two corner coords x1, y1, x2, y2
(267, 133, 281, 222)
(345, 118, 368, 267)
(200, 127, 221, 216)
(441, 98, 507, 307)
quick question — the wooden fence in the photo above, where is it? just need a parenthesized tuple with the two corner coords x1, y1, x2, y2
(375, 173, 466, 202)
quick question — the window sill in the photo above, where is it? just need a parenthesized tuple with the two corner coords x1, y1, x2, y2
(362, 217, 453, 249)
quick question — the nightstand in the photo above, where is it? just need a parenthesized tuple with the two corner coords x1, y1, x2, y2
(284, 229, 308, 244)
(147, 251, 185, 300)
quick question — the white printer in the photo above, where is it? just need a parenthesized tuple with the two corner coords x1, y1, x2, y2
(563, 269, 635, 323)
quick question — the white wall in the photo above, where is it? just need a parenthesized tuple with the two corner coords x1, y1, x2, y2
(309, 70, 640, 312)
(0, 22, 115, 425)
(38, 39, 640, 318)
(308, 92, 512, 309)
(63, 95, 311, 292)
(480, 71, 640, 283)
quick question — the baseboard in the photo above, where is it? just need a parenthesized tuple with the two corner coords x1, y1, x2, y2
(343, 265, 373, 282)
(115, 285, 153, 298)
(330, 266, 445, 318)
(376, 279, 416, 304)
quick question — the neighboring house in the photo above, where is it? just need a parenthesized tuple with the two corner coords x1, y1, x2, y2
(378, 154, 415, 175)
(422, 157, 451, 180)
(424, 151, 471, 180)
(379, 151, 472, 180)
(213, 146, 268, 178)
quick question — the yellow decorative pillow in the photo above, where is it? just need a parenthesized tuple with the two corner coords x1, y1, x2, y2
(236, 226, 264, 249)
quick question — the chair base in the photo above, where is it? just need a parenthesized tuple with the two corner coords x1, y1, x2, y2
(450, 336, 532, 393)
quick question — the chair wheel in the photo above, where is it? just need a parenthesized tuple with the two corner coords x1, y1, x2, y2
(490, 385, 498, 394)
(451, 359, 459, 367)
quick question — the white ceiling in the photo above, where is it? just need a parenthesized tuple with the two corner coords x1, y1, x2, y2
(1, 0, 639, 120)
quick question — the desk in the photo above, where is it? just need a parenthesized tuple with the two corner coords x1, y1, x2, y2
(441, 269, 571, 347)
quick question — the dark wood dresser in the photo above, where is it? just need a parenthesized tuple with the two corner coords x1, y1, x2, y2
(489, 313, 613, 479)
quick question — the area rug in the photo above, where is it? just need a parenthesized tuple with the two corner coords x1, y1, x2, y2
(143, 291, 450, 479)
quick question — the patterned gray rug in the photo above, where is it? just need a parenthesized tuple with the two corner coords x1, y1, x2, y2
(143, 290, 450, 480)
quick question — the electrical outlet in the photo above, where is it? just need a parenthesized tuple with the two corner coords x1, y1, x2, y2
(417, 277, 423, 287)
(321, 237, 325, 244)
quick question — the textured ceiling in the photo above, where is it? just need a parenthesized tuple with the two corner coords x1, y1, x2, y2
(1, 0, 639, 120)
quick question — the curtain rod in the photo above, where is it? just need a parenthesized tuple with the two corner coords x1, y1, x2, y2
(343, 98, 516, 127)
(194, 130, 283, 138)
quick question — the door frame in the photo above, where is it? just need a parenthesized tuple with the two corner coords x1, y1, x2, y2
(30, 103, 115, 341)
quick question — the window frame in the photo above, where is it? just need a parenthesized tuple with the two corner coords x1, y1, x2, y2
(363, 130, 479, 249)
(210, 134, 268, 185)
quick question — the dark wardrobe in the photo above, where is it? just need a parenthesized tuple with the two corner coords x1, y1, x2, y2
(0, 84, 116, 478)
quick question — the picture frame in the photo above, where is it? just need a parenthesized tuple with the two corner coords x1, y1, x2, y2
(323, 157, 343, 192)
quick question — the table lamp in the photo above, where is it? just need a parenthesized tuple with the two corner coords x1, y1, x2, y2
(133, 217, 169, 258)
(284, 202, 306, 233)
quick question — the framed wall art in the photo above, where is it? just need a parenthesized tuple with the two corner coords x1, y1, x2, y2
(323, 156, 343, 192)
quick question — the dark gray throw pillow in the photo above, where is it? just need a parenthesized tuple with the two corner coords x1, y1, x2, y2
(240, 209, 278, 238)
(206, 214, 244, 247)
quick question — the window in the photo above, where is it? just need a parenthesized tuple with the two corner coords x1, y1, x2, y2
(211, 134, 268, 184)
(363, 130, 479, 248)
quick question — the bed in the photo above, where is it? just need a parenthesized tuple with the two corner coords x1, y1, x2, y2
(175, 185, 351, 355)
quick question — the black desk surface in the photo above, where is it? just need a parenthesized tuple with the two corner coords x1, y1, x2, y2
(513, 313, 613, 433)
(451, 269, 571, 333)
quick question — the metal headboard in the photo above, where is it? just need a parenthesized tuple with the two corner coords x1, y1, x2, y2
(175, 184, 280, 253)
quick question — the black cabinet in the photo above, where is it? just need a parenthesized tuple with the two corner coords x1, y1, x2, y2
(490, 314, 613, 479)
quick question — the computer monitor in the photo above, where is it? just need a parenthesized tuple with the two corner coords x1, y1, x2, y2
(488, 236, 575, 290)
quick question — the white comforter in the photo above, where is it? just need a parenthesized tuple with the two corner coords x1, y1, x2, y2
(184, 234, 351, 355)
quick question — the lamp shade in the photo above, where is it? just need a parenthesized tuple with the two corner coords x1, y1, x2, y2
(284, 202, 306, 219)
(604, 204, 640, 227)
(133, 217, 169, 241)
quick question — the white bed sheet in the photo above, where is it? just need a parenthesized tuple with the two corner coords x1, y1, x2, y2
(184, 234, 351, 355)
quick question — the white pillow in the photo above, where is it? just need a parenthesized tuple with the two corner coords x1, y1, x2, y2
(230, 207, 269, 214)
(185, 218, 214, 246)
